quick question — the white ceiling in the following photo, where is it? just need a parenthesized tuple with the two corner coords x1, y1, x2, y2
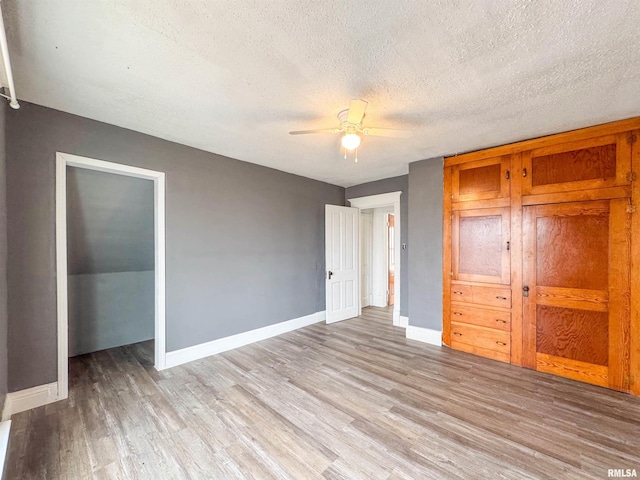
(4, 1, 640, 187)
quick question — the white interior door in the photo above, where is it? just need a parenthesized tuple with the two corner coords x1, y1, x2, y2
(325, 205, 359, 323)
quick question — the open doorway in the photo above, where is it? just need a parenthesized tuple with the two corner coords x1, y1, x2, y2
(360, 206, 394, 309)
(55, 153, 166, 401)
(66, 166, 154, 361)
(348, 192, 402, 326)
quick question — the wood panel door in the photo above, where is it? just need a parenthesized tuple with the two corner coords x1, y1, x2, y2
(451, 156, 510, 203)
(522, 134, 632, 197)
(452, 208, 510, 285)
(522, 200, 631, 390)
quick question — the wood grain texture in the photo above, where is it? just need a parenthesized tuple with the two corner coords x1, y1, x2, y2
(631, 129, 640, 395)
(449, 282, 512, 310)
(522, 206, 538, 369)
(450, 302, 510, 331)
(452, 156, 510, 203)
(453, 208, 510, 285)
(531, 143, 616, 187)
(523, 134, 630, 196)
(452, 197, 511, 210)
(535, 203, 609, 291)
(444, 116, 640, 165)
(458, 215, 502, 276)
(607, 198, 631, 390)
(445, 119, 637, 394)
(523, 200, 631, 391)
(450, 322, 510, 355)
(522, 185, 631, 206)
(536, 305, 609, 366)
(536, 353, 609, 388)
(449, 339, 510, 363)
(535, 286, 609, 312)
(7, 307, 640, 479)
(442, 167, 453, 346)
(458, 163, 501, 196)
(509, 153, 523, 367)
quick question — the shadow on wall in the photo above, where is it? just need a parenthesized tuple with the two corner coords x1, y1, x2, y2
(66, 167, 155, 356)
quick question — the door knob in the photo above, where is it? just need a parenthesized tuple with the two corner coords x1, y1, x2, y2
(327, 271, 333, 279)
(523, 286, 530, 297)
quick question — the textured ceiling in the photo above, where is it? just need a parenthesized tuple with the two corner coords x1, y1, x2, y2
(4, 0, 640, 186)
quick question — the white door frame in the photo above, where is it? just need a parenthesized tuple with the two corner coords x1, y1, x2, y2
(55, 152, 166, 401)
(348, 191, 402, 326)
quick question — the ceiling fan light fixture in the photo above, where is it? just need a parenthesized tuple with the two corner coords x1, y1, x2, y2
(341, 133, 361, 150)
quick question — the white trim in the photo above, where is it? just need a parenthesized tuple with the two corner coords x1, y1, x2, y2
(56, 153, 167, 404)
(0, 420, 10, 478)
(348, 191, 402, 321)
(406, 326, 442, 346)
(393, 311, 409, 328)
(55, 156, 69, 400)
(1, 383, 58, 421)
(165, 311, 326, 368)
(348, 192, 401, 209)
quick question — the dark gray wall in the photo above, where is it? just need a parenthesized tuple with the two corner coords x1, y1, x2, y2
(408, 157, 444, 330)
(345, 175, 408, 317)
(68, 271, 154, 356)
(0, 102, 7, 409)
(67, 167, 154, 274)
(6, 102, 344, 391)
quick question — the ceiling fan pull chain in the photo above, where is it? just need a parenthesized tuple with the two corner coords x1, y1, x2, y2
(355, 147, 358, 163)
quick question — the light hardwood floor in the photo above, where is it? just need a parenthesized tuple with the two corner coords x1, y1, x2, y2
(6, 307, 640, 479)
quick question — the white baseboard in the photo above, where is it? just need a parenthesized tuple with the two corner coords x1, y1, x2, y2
(406, 326, 442, 346)
(392, 310, 408, 328)
(1, 382, 59, 421)
(0, 420, 10, 478)
(165, 311, 326, 369)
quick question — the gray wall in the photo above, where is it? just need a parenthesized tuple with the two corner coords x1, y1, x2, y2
(408, 158, 444, 330)
(6, 102, 344, 391)
(67, 167, 155, 274)
(0, 102, 7, 409)
(67, 167, 155, 356)
(68, 272, 154, 356)
(345, 175, 408, 317)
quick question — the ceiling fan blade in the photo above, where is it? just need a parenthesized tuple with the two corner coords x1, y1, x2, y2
(289, 128, 341, 135)
(361, 127, 412, 138)
(347, 99, 368, 124)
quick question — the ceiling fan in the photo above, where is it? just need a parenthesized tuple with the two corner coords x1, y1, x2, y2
(289, 99, 411, 161)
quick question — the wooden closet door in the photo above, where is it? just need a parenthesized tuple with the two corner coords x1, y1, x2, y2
(522, 200, 631, 390)
(451, 156, 510, 203)
(452, 208, 510, 285)
(522, 133, 631, 197)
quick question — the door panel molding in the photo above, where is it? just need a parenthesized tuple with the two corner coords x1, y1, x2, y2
(325, 205, 360, 323)
(522, 200, 631, 390)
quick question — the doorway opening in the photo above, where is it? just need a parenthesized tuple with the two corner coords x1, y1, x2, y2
(360, 206, 394, 309)
(348, 192, 402, 326)
(55, 153, 166, 401)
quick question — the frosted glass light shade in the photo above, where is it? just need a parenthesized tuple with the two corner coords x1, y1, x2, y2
(341, 133, 361, 150)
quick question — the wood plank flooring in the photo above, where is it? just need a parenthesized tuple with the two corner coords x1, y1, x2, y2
(7, 307, 640, 479)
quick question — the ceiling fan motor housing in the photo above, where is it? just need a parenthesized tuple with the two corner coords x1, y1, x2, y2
(337, 109, 363, 131)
